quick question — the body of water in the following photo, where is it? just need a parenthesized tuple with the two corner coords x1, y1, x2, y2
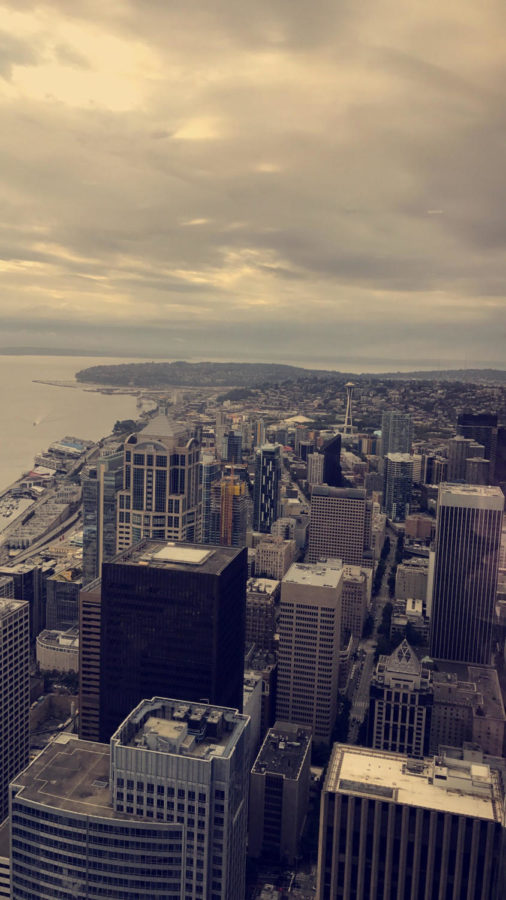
(0, 356, 142, 491)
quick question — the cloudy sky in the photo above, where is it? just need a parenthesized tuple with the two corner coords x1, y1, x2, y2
(0, 1, 505, 370)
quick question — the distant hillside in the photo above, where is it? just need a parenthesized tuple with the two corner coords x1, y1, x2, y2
(378, 369, 506, 384)
(75, 360, 334, 387)
(75, 360, 506, 388)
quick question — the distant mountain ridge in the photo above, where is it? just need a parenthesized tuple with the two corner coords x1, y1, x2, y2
(75, 360, 506, 388)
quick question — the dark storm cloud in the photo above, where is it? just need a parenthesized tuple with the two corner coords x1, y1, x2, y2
(0, 0, 504, 367)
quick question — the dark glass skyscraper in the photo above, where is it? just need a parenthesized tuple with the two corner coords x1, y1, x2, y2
(457, 412, 497, 463)
(381, 410, 413, 456)
(253, 444, 281, 533)
(430, 484, 504, 665)
(97, 541, 247, 742)
(321, 434, 342, 487)
(82, 448, 123, 587)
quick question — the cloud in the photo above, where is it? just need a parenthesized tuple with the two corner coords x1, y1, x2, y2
(0, 0, 504, 367)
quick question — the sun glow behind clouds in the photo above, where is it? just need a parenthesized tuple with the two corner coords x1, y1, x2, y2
(0, 6, 159, 110)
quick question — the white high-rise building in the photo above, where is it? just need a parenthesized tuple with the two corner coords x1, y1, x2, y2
(276, 561, 342, 745)
(307, 452, 324, 487)
(10, 697, 250, 899)
(0, 598, 29, 824)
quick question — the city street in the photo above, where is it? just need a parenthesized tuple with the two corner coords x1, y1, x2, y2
(346, 526, 398, 742)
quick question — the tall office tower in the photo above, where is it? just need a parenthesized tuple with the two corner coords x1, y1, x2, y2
(200, 454, 221, 544)
(245, 577, 279, 651)
(307, 451, 324, 486)
(465, 456, 490, 484)
(308, 486, 373, 566)
(249, 722, 312, 863)
(447, 434, 486, 482)
(95, 541, 247, 742)
(241, 417, 252, 451)
(78, 578, 102, 741)
(382, 453, 414, 522)
(457, 411, 497, 463)
(430, 484, 504, 665)
(317, 744, 505, 900)
(210, 473, 248, 546)
(82, 447, 124, 587)
(0, 561, 44, 643)
(45, 566, 82, 629)
(321, 434, 342, 487)
(493, 425, 506, 489)
(294, 426, 309, 458)
(276, 561, 342, 746)
(253, 418, 265, 448)
(0, 599, 29, 823)
(426, 455, 448, 485)
(380, 410, 413, 457)
(225, 431, 242, 463)
(116, 414, 200, 551)
(10, 697, 250, 900)
(298, 439, 315, 462)
(368, 639, 433, 757)
(253, 444, 281, 533)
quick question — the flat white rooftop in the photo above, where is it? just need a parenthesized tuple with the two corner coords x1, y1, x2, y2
(151, 545, 213, 565)
(326, 745, 502, 822)
(283, 561, 342, 589)
(439, 483, 504, 509)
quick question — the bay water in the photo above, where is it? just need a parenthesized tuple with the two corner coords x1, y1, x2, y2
(0, 356, 141, 491)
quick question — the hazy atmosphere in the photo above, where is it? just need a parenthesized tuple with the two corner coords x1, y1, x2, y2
(1, 1, 505, 368)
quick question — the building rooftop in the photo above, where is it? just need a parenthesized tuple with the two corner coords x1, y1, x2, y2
(139, 414, 187, 440)
(433, 664, 506, 721)
(252, 722, 311, 780)
(11, 734, 120, 819)
(311, 486, 365, 500)
(438, 483, 505, 509)
(111, 540, 245, 576)
(0, 597, 26, 619)
(247, 577, 280, 596)
(37, 626, 79, 650)
(326, 745, 503, 822)
(112, 697, 249, 762)
(283, 560, 343, 589)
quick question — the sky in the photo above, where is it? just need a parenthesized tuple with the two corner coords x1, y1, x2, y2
(0, 0, 505, 371)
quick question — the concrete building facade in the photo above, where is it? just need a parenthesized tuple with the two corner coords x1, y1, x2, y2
(0, 599, 29, 824)
(10, 697, 250, 900)
(368, 640, 433, 757)
(308, 487, 373, 567)
(317, 744, 505, 900)
(276, 561, 342, 745)
(249, 721, 311, 864)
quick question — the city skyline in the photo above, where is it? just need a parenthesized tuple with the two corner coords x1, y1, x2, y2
(0, 2, 504, 366)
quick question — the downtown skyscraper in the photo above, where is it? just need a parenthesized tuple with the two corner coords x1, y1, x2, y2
(430, 484, 504, 665)
(116, 415, 200, 550)
(253, 444, 281, 533)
